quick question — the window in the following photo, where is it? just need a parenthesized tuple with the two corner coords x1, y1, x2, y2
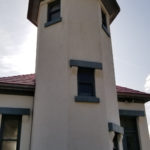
(0, 115, 22, 150)
(45, 0, 61, 26)
(101, 9, 110, 36)
(78, 67, 95, 96)
(101, 9, 107, 30)
(120, 116, 140, 150)
(113, 133, 119, 150)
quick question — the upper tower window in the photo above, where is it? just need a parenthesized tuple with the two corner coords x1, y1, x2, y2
(45, 0, 61, 27)
(101, 8, 110, 37)
(101, 9, 107, 30)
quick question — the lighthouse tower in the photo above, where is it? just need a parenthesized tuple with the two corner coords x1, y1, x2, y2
(28, 0, 122, 150)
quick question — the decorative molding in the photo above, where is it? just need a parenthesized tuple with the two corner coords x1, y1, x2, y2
(108, 122, 124, 134)
(70, 60, 103, 70)
(0, 107, 30, 115)
(75, 96, 100, 103)
(119, 109, 145, 117)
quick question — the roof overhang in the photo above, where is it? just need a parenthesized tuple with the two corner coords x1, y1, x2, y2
(101, 0, 120, 23)
(118, 93, 150, 103)
(27, 0, 120, 26)
(0, 83, 35, 96)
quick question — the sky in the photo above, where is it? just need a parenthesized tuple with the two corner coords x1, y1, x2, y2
(0, 0, 37, 77)
(0, 0, 150, 131)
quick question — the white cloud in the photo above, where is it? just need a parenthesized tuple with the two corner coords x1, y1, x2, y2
(144, 75, 150, 93)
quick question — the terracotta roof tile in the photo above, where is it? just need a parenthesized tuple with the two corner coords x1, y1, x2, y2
(0, 74, 35, 86)
(116, 85, 150, 97)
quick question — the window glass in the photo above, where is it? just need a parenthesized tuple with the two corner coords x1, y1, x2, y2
(48, 0, 60, 22)
(78, 83, 94, 96)
(120, 116, 140, 150)
(113, 133, 119, 150)
(0, 115, 22, 150)
(3, 119, 19, 139)
(49, 4, 60, 12)
(101, 9, 107, 29)
(50, 11, 60, 21)
(2, 141, 17, 150)
(78, 68, 95, 96)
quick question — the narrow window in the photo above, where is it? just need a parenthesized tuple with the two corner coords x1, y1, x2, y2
(113, 133, 119, 150)
(78, 67, 95, 96)
(0, 115, 22, 150)
(101, 9, 107, 30)
(48, 0, 60, 22)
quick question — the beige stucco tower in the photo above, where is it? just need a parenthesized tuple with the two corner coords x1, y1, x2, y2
(28, 0, 122, 150)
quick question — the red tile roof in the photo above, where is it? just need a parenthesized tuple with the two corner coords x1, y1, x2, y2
(0, 74, 149, 97)
(116, 85, 150, 96)
(0, 74, 35, 86)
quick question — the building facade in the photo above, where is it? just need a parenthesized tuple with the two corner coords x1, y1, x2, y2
(0, 75, 149, 150)
(0, 0, 149, 150)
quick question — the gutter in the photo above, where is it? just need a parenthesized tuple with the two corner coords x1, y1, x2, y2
(0, 83, 35, 96)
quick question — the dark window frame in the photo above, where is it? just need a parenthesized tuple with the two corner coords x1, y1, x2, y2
(101, 8, 110, 37)
(113, 133, 119, 150)
(120, 116, 141, 150)
(77, 67, 95, 97)
(0, 115, 22, 150)
(45, 0, 62, 27)
(101, 9, 107, 29)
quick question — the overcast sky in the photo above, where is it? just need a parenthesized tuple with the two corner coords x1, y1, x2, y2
(0, 0, 150, 131)
(0, 0, 37, 77)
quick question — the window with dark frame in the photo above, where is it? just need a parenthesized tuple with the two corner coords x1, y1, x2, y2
(0, 115, 22, 150)
(47, 0, 61, 23)
(113, 133, 119, 150)
(78, 67, 95, 97)
(101, 9, 107, 30)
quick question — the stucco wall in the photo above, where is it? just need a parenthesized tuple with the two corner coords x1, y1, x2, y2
(0, 94, 33, 150)
(31, 0, 120, 150)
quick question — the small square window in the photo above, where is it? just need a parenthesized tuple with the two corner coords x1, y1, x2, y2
(78, 67, 95, 96)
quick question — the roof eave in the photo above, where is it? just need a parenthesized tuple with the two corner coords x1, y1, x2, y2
(27, 0, 42, 26)
(27, 0, 120, 26)
(101, 0, 120, 24)
(0, 83, 35, 96)
(118, 93, 150, 103)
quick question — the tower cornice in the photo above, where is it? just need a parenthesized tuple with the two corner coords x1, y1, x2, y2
(27, 0, 120, 26)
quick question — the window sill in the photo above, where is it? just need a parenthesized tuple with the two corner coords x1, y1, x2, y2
(102, 24, 110, 37)
(75, 96, 100, 103)
(45, 17, 62, 27)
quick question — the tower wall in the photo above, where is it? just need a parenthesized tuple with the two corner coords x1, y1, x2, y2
(31, 0, 120, 149)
